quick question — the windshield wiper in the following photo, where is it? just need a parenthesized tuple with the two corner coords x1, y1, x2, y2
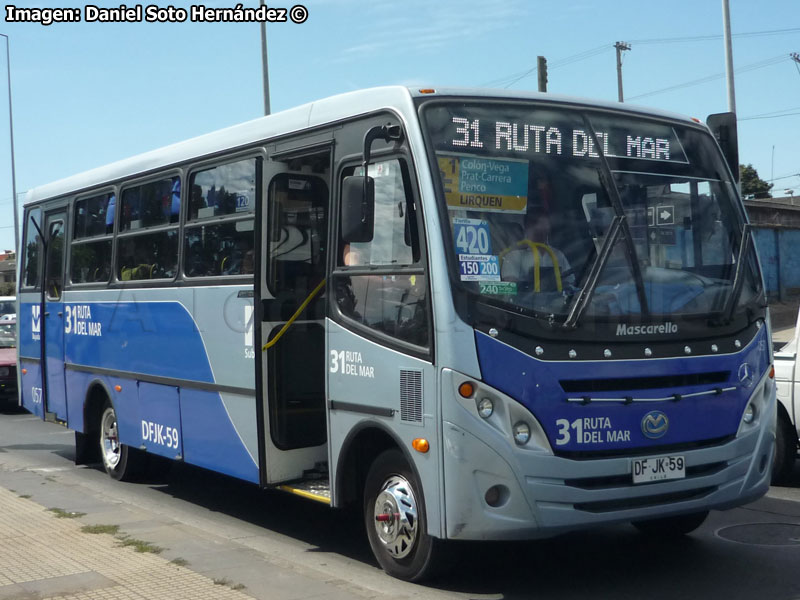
(723, 223, 754, 321)
(562, 118, 650, 329)
(563, 215, 624, 329)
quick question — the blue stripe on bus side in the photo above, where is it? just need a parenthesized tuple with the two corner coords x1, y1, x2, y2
(20, 301, 259, 484)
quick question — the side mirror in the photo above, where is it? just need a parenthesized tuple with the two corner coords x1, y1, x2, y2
(341, 175, 374, 243)
(707, 112, 739, 183)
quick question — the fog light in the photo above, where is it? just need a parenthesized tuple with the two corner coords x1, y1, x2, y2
(513, 421, 531, 445)
(743, 403, 756, 424)
(477, 397, 494, 419)
(485, 485, 501, 507)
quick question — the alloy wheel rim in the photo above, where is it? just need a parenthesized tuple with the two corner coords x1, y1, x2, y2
(372, 474, 418, 559)
(101, 409, 121, 468)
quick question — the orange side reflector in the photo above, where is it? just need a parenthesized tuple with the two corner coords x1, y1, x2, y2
(412, 438, 430, 453)
(458, 382, 475, 398)
(21, 368, 27, 375)
(691, 117, 701, 123)
(419, 88, 436, 94)
(769, 365, 775, 379)
(114, 385, 122, 392)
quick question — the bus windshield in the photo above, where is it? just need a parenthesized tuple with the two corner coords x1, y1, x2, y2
(422, 100, 762, 336)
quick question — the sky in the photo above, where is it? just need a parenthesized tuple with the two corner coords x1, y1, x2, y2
(0, 0, 798, 253)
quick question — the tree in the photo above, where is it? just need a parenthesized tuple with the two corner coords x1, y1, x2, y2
(740, 164, 773, 198)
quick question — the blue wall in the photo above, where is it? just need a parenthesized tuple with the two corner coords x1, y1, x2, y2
(753, 226, 800, 298)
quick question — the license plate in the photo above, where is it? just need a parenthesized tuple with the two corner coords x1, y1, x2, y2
(632, 455, 686, 484)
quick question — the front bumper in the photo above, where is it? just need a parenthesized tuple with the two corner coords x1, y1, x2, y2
(441, 369, 775, 541)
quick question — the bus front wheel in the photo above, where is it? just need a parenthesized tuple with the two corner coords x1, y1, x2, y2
(363, 449, 444, 582)
(99, 402, 142, 481)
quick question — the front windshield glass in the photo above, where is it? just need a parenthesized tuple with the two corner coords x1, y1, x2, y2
(0, 323, 15, 348)
(422, 101, 760, 329)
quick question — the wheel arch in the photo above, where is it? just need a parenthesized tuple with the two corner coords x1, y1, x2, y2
(333, 420, 422, 510)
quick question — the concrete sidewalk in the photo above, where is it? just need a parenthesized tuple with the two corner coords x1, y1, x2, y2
(0, 486, 252, 600)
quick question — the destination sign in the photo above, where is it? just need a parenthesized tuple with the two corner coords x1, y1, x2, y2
(445, 114, 687, 164)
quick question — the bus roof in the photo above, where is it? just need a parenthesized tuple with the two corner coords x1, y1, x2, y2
(24, 86, 699, 207)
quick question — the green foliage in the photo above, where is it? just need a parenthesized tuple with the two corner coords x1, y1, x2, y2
(740, 164, 773, 198)
(81, 524, 120, 535)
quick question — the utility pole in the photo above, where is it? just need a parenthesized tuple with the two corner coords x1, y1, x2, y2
(537, 56, 547, 93)
(259, 0, 271, 115)
(614, 42, 631, 102)
(722, 0, 736, 113)
(0, 34, 18, 256)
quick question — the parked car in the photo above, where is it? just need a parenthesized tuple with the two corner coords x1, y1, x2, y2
(772, 310, 800, 482)
(0, 319, 17, 406)
(0, 296, 14, 321)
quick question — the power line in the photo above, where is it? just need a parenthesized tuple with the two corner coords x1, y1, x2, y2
(629, 27, 800, 45)
(739, 112, 800, 121)
(627, 54, 789, 101)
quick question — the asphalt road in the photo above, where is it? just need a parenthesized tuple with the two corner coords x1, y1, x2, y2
(0, 404, 799, 600)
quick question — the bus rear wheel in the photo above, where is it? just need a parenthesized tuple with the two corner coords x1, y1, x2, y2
(772, 410, 797, 485)
(632, 510, 709, 536)
(99, 402, 142, 481)
(363, 449, 444, 582)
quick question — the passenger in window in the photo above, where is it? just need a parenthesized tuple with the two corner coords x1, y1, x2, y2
(190, 184, 205, 217)
(106, 194, 116, 234)
(186, 241, 207, 277)
(170, 178, 181, 222)
(501, 207, 574, 291)
(342, 243, 365, 266)
(120, 248, 154, 281)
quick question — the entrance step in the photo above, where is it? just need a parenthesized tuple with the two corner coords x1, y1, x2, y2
(278, 478, 331, 504)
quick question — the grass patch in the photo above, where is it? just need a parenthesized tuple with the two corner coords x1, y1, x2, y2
(81, 524, 120, 535)
(117, 536, 163, 554)
(47, 508, 86, 519)
(213, 579, 245, 591)
(170, 557, 189, 567)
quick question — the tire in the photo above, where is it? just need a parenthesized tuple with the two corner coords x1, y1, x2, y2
(99, 401, 143, 481)
(632, 511, 709, 536)
(772, 411, 798, 485)
(363, 449, 445, 582)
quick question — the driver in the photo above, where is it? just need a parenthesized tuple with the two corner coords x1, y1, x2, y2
(500, 207, 575, 290)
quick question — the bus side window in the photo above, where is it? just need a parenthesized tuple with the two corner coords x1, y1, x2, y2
(45, 220, 65, 300)
(334, 158, 429, 349)
(184, 158, 257, 278)
(22, 208, 42, 289)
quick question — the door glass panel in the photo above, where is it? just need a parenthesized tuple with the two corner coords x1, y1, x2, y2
(45, 217, 65, 300)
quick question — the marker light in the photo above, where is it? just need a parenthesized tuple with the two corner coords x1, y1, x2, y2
(513, 421, 531, 445)
(114, 385, 122, 392)
(21, 368, 27, 374)
(419, 89, 436, 94)
(459, 382, 475, 398)
(412, 438, 430, 453)
(477, 397, 494, 419)
(769, 365, 775, 379)
(743, 403, 756, 424)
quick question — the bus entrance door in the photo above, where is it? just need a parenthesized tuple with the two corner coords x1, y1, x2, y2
(258, 145, 332, 485)
(42, 210, 68, 423)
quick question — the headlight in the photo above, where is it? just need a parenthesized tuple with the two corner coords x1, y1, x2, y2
(513, 421, 531, 445)
(743, 403, 756, 424)
(477, 397, 494, 419)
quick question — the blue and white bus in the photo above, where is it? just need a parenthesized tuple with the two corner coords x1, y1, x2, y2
(16, 87, 775, 581)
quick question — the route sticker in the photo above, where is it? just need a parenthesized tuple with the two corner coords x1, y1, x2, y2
(439, 154, 528, 213)
(453, 217, 493, 256)
(459, 254, 501, 281)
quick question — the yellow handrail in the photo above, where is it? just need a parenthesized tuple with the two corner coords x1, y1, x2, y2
(262, 278, 327, 351)
(498, 240, 562, 292)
